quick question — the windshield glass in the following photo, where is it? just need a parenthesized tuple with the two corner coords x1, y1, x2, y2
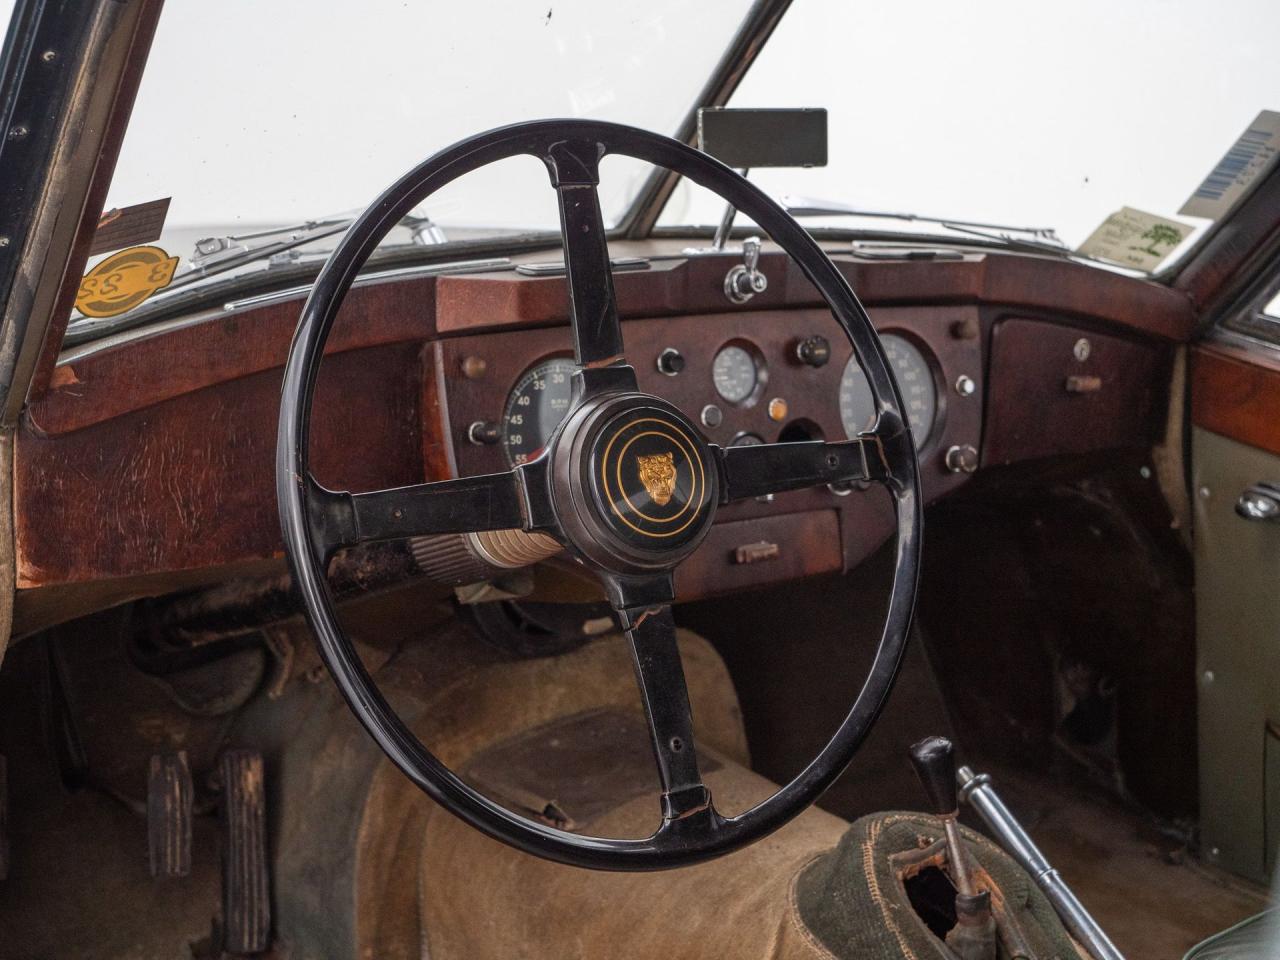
(71, 0, 750, 324)
(661, 0, 1280, 274)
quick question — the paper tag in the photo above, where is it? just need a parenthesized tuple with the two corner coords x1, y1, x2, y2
(89, 197, 171, 256)
(1076, 207, 1192, 272)
(1179, 110, 1280, 219)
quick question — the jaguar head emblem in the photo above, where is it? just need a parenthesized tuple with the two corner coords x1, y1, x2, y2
(636, 451, 678, 507)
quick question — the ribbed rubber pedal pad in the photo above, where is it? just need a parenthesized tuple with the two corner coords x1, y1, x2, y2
(147, 751, 193, 879)
(219, 749, 271, 955)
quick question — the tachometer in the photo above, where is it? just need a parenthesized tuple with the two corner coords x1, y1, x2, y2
(501, 357, 576, 467)
(839, 334, 937, 449)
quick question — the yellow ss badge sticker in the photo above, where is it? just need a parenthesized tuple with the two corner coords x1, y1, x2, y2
(75, 244, 179, 318)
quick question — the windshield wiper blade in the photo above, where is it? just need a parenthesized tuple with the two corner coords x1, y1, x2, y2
(161, 217, 355, 298)
(781, 195, 1067, 251)
(189, 219, 351, 272)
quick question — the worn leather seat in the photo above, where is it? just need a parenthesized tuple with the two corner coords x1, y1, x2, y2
(1183, 910, 1280, 960)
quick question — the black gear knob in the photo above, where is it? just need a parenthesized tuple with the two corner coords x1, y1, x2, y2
(909, 735, 958, 816)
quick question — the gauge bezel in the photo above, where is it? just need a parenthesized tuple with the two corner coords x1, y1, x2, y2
(500, 353, 577, 468)
(710, 338, 768, 408)
(840, 329, 945, 453)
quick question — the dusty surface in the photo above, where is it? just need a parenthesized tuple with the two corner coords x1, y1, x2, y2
(0, 578, 1267, 959)
(984, 760, 1270, 960)
(0, 636, 222, 959)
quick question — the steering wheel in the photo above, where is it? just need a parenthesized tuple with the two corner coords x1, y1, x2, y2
(276, 119, 922, 871)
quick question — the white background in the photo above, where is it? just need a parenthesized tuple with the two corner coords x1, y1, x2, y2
(3, 0, 1280, 266)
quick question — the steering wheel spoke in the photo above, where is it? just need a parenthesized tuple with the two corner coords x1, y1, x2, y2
(717, 435, 890, 504)
(611, 581, 713, 824)
(542, 138, 636, 393)
(306, 462, 556, 558)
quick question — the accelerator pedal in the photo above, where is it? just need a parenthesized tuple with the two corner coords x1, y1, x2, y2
(219, 750, 271, 955)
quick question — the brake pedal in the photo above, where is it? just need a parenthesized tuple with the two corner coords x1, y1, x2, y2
(219, 750, 271, 955)
(147, 751, 193, 879)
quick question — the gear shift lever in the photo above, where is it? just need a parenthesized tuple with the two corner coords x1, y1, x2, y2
(908, 736, 974, 895)
(909, 737, 994, 960)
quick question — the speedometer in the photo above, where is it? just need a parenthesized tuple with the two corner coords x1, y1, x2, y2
(501, 357, 576, 467)
(838, 334, 937, 449)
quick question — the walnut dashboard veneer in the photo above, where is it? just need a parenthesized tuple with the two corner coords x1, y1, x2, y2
(14, 250, 1190, 599)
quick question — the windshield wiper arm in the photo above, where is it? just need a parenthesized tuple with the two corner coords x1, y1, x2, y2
(160, 211, 451, 299)
(187, 218, 353, 277)
(781, 195, 1067, 251)
(145, 217, 357, 301)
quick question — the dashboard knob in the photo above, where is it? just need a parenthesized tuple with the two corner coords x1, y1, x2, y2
(945, 444, 979, 474)
(468, 421, 501, 446)
(794, 335, 831, 367)
(656, 347, 686, 376)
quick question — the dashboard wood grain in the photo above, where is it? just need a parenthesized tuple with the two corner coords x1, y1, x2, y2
(14, 250, 1186, 595)
(29, 249, 1192, 439)
(16, 344, 423, 586)
(1191, 343, 1280, 456)
(983, 318, 1170, 466)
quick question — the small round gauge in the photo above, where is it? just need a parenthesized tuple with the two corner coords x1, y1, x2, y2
(839, 334, 938, 449)
(712, 343, 762, 405)
(730, 431, 766, 447)
(501, 357, 576, 467)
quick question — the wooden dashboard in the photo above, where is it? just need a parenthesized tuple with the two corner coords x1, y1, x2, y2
(11, 246, 1192, 634)
(1191, 341, 1280, 456)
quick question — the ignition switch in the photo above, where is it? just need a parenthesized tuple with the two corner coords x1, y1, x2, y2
(724, 236, 768, 304)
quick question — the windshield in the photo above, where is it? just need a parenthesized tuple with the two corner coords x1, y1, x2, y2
(69, 0, 750, 323)
(38, 0, 1280, 331)
(661, 0, 1280, 273)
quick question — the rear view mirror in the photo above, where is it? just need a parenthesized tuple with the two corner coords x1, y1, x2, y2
(696, 108, 828, 169)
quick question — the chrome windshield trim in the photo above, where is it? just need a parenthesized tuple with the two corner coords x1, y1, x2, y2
(1206, 326, 1280, 363)
(216, 257, 514, 312)
(58, 257, 515, 363)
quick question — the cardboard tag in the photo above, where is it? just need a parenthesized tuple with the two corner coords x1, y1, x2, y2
(89, 198, 170, 256)
(1180, 111, 1280, 220)
(1076, 207, 1191, 272)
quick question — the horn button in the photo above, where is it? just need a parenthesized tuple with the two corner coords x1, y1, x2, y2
(552, 394, 718, 574)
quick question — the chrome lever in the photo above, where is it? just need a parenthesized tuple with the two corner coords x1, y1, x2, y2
(724, 236, 768, 304)
(1235, 483, 1280, 521)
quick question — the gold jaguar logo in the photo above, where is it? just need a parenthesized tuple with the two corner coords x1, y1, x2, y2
(637, 451, 678, 506)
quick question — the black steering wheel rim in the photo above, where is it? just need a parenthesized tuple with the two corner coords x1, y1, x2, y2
(276, 118, 922, 871)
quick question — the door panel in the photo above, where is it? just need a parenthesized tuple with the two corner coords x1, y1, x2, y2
(1192, 350, 1280, 881)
